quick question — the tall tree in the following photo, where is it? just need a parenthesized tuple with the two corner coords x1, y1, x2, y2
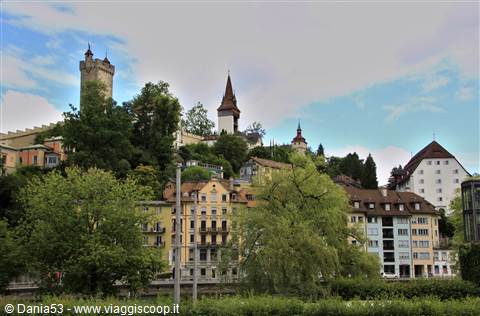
(181, 102, 215, 137)
(0, 219, 24, 292)
(226, 154, 379, 297)
(16, 167, 165, 295)
(339, 153, 364, 181)
(244, 121, 266, 138)
(214, 134, 248, 173)
(62, 81, 134, 176)
(316, 143, 325, 157)
(128, 81, 181, 173)
(362, 154, 378, 189)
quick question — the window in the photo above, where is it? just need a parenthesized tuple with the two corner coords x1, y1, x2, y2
(419, 179, 424, 184)
(222, 208, 227, 215)
(398, 229, 408, 236)
(418, 217, 428, 224)
(418, 229, 429, 236)
(398, 204, 404, 211)
(415, 203, 420, 210)
(419, 188, 425, 194)
(201, 194, 206, 202)
(211, 220, 217, 229)
(385, 204, 391, 211)
(190, 220, 194, 229)
(438, 197, 443, 202)
(212, 269, 216, 278)
(397, 217, 408, 224)
(368, 240, 379, 247)
(399, 252, 410, 260)
(412, 229, 417, 236)
(453, 169, 459, 174)
(434, 252, 439, 261)
(19, 157, 23, 164)
(201, 268, 206, 276)
(419, 252, 430, 259)
(436, 179, 442, 184)
(398, 240, 409, 248)
(47, 156, 57, 164)
(427, 160, 432, 165)
(436, 160, 440, 165)
(222, 194, 227, 202)
(210, 193, 217, 202)
(413, 252, 418, 259)
(436, 188, 442, 193)
(189, 249, 194, 261)
(190, 234, 194, 243)
(143, 206, 149, 212)
(444, 160, 449, 165)
(358, 216, 364, 223)
(419, 240, 429, 248)
(441, 252, 447, 261)
(354, 201, 360, 209)
(367, 216, 377, 223)
(419, 170, 424, 175)
(434, 219, 438, 225)
(143, 236, 148, 246)
(367, 228, 378, 235)
(211, 248, 217, 261)
(369, 203, 374, 209)
(435, 170, 441, 174)
(32, 155, 37, 165)
(142, 223, 148, 232)
(454, 179, 459, 184)
(201, 207, 207, 215)
(211, 208, 217, 215)
(351, 240, 357, 245)
(412, 240, 418, 247)
(351, 216, 356, 223)
(211, 234, 217, 245)
(200, 249, 207, 261)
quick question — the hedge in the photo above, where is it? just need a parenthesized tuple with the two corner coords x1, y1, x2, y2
(328, 278, 480, 300)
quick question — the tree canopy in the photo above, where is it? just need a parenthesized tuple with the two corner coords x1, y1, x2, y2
(214, 134, 248, 173)
(244, 121, 266, 138)
(182, 166, 212, 181)
(362, 154, 378, 189)
(181, 102, 215, 137)
(16, 167, 165, 295)
(228, 154, 379, 297)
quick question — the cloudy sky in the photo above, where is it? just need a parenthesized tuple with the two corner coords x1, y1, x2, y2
(1, 1, 478, 184)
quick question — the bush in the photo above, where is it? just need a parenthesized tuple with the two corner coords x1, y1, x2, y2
(460, 243, 480, 286)
(328, 278, 480, 300)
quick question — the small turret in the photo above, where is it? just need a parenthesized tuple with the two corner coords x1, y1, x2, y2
(291, 121, 307, 154)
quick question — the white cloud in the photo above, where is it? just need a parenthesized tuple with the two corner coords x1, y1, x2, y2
(422, 75, 450, 92)
(31, 54, 56, 66)
(0, 90, 63, 133)
(456, 86, 475, 101)
(383, 96, 445, 122)
(3, 2, 478, 130)
(328, 145, 412, 186)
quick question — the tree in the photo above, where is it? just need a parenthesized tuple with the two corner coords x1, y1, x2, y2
(450, 190, 465, 245)
(182, 166, 211, 181)
(16, 167, 165, 295)
(248, 146, 272, 160)
(181, 102, 215, 137)
(128, 164, 162, 198)
(214, 134, 248, 173)
(244, 121, 266, 138)
(438, 208, 455, 238)
(0, 220, 24, 292)
(62, 81, 134, 177)
(128, 82, 181, 177)
(362, 154, 378, 189)
(339, 153, 364, 181)
(179, 143, 235, 179)
(325, 156, 343, 178)
(316, 143, 325, 157)
(227, 154, 379, 297)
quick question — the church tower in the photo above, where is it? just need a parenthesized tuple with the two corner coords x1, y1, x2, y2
(291, 122, 307, 154)
(217, 73, 240, 134)
(79, 44, 115, 99)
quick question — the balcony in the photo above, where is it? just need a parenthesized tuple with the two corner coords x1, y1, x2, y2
(382, 229, 394, 239)
(155, 241, 166, 248)
(199, 227, 207, 234)
(148, 227, 166, 233)
(207, 227, 218, 233)
(219, 227, 229, 234)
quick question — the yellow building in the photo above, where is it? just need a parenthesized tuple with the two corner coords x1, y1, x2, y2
(163, 176, 250, 281)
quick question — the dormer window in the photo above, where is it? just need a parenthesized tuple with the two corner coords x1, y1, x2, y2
(415, 203, 420, 210)
(385, 204, 391, 211)
(399, 204, 404, 211)
(368, 203, 374, 209)
(354, 201, 360, 209)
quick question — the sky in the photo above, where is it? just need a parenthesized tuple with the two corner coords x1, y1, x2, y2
(1, 1, 479, 185)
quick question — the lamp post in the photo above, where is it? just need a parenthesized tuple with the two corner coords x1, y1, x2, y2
(174, 163, 181, 304)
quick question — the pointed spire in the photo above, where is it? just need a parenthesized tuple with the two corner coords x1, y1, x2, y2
(217, 71, 240, 115)
(297, 120, 301, 131)
(103, 48, 110, 64)
(85, 43, 93, 57)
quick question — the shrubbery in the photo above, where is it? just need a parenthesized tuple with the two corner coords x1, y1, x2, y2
(459, 243, 480, 286)
(328, 278, 480, 300)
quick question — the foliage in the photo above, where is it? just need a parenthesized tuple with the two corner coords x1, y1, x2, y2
(182, 166, 211, 181)
(228, 154, 378, 297)
(0, 220, 24, 292)
(329, 278, 480, 300)
(316, 143, 325, 157)
(213, 134, 248, 173)
(244, 121, 266, 138)
(248, 145, 295, 164)
(459, 243, 480, 286)
(128, 165, 162, 198)
(16, 167, 165, 295)
(62, 81, 134, 177)
(362, 154, 378, 189)
(181, 102, 215, 137)
(439, 208, 456, 238)
(34, 123, 64, 144)
(450, 190, 464, 245)
(339, 152, 364, 181)
(178, 143, 235, 179)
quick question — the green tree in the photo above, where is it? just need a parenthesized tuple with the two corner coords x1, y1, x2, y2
(450, 190, 465, 245)
(62, 81, 134, 176)
(214, 134, 248, 173)
(179, 143, 235, 179)
(316, 143, 325, 157)
(34, 123, 64, 144)
(339, 153, 364, 181)
(248, 146, 272, 160)
(0, 219, 24, 292)
(128, 164, 162, 198)
(16, 167, 165, 295)
(128, 82, 181, 179)
(244, 121, 266, 138)
(182, 166, 211, 181)
(228, 154, 378, 297)
(362, 154, 378, 189)
(439, 208, 455, 238)
(326, 156, 343, 178)
(181, 102, 215, 137)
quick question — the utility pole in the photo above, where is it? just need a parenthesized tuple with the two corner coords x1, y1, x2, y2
(192, 190, 198, 303)
(174, 163, 181, 304)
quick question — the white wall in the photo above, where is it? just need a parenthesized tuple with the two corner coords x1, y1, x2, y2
(218, 116, 234, 134)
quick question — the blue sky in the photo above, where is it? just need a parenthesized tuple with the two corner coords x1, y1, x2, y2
(1, 2, 478, 184)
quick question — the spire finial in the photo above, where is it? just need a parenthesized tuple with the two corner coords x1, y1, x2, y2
(297, 120, 301, 130)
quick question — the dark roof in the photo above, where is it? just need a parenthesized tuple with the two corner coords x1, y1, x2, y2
(333, 175, 362, 188)
(217, 74, 240, 115)
(342, 185, 438, 216)
(85, 43, 93, 57)
(291, 122, 306, 144)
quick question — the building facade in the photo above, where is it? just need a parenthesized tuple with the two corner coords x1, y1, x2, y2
(388, 141, 470, 211)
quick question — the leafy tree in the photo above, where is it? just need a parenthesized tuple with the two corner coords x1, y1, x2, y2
(182, 166, 211, 181)
(179, 143, 235, 179)
(34, 123, 64, 144)
(0, 155, 5, 175)
(362, 154, 378, 189)
(244, 121, 266, 138)
(62, 81, 134, 176)
(214, 134, 248, 173)
(248, 146, 272, 160)
(128, 82, 181, 172)
(227, 154, 378, 297)
(339, 153, 364, 181)
(316, 143, 325, 157)
(16, 167, 165, 295)
(438, 208, 455, 238)
(181, 102, 215, 137)
(450, 190, 465, 245)
(0, 219, 24, 292)
(459, 243, 480, 286)
(325, 156, 343, 178)
(128, 164, 162, 198)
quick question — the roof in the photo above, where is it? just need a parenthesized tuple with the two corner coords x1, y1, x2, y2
(342, 185, 438, 216)
(217, 74, 240, 115)
(333, 175, 362, 188)
(291, 122, 306, 144)
(163, 179, 248, 203)
(250, 156, 292, 170)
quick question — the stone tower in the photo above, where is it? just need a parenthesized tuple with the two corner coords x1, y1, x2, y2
(217, 73, 240, 134)
(79, 44, 115, 99)
(291, 121, 307, 154)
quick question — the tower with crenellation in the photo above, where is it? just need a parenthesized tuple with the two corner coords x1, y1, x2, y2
(79, 44, 115, 100)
